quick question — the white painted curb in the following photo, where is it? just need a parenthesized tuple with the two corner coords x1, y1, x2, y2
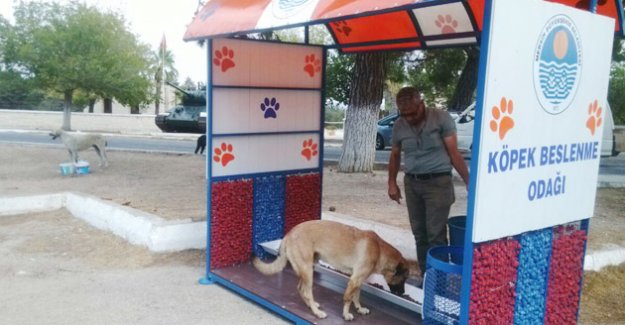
(0, 193, 66, 216)
(584, 245, 625, 272)
(0, 192, 205, 252)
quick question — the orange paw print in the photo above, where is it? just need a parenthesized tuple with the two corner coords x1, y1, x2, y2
(301, 138, 318, 161)
(490, 97, 515, 140)
(213, 46, 235, 72)
(213, 142, 235, 167)
(586, 100, 603, 136)
(435, 14, 458, 34)
(304, 54, 321, 78)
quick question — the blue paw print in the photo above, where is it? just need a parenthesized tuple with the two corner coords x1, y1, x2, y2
(260, 97, 280, 119)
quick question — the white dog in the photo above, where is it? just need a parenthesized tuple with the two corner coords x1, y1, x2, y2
(50, 129, 108, 167)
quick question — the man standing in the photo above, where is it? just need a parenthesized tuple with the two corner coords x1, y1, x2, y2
(387, 87, 469, 271)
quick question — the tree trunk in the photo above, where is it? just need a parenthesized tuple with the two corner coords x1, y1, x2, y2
(337, 52, 387, 173)
(448, 47, 480, 110)
(383, 87, 395, 117)
(62, 90, 72, 131)
(383, 81, 401, 116)
(88, 98, 96, 113)
(103, 98, 113, 114)
(130, 106, 140, 114)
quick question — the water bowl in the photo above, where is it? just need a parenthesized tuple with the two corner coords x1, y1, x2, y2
(59, 163, 75, 176)
(74, 161, 90, 175)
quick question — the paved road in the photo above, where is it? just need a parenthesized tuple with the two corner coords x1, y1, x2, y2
(0, 130, 197, 154)
(1, 130, 623, 175)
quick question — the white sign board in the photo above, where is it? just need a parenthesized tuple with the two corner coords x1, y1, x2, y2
(472, 0, 614, 242)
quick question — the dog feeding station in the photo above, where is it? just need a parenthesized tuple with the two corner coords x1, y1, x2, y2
(183, 0, 624, 323)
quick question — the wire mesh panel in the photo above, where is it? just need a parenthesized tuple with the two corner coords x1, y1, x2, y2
(423, 246, 463, 325)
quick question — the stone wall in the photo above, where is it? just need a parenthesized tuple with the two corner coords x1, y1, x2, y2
(0, 109, 161, 135)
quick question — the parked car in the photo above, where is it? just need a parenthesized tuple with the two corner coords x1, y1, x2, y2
(376, 102, 618, 157)
(375, 110, 473, 151)
(448, 103, 476, 154)
(376, 114, 398, 150)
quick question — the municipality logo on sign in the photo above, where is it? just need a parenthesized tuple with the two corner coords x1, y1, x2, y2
(533, 15, 582, 115)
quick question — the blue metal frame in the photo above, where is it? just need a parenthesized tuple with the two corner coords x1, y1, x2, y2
(458, 0, 494, 322)
(201, 39, 215, 284)
(576, 218, 591, 323)
(618, 0, 625, 37)
(318, 48, 328, 214)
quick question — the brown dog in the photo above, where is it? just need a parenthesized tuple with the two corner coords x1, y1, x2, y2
(253, 220, 421, 321)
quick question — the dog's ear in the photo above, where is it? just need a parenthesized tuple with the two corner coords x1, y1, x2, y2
(406, 260, 422, 279)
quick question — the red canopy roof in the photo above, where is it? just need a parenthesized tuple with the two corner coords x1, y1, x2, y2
(184, 0, 624, 52)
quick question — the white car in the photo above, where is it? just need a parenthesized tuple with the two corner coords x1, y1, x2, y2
(451, 102, 618, 157)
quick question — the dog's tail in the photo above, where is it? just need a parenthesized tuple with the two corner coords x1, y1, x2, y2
(252, 240, 288, 275)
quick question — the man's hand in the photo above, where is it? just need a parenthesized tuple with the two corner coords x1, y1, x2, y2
(388, 144, 403, 204)
(388, 182, 402, 204)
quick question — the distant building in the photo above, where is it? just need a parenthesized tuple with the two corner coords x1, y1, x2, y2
(85, 85, 178, 115)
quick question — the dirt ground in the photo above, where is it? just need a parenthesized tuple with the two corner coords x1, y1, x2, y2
(0, 143, 624, 324)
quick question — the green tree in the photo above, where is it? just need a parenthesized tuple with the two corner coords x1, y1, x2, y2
(8, 2, 154, 128)
(609, 38, 625, 124)
(609, 65, 625, 124)
(448, 47, 480, 110)
(406, 48, 469, 109)
(325, 52, 354, 105)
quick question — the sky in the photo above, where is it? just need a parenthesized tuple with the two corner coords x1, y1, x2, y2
(0, 0, 208, 84)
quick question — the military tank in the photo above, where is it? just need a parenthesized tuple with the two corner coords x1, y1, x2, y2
(155, 82, 207, 133)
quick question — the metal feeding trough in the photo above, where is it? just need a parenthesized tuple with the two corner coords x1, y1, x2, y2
(259, 239, 424, 314)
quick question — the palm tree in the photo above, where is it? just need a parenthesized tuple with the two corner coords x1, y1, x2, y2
(153, 47, 178, 115)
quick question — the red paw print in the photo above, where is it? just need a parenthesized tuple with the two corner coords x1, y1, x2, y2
(301, 138, 318, 161)
(303, 54, 321, 78)
(213, 142, 235, 167)
(435, 14, 458, 34)
(213, 46, 235, 73)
